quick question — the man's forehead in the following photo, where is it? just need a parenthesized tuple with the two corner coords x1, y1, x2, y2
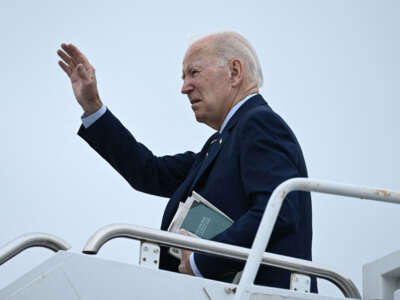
(182, 55, 202, 71)
(183, 46, 203, 64)
(182, 43, 215, 70)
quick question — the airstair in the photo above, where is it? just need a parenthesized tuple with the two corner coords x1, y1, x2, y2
(1, 178, 400, 300)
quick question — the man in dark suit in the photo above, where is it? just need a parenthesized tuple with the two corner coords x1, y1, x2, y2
(57, 31, 316, 291)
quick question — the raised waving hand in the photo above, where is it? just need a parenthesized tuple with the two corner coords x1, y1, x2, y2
(57, 43, 103, 115)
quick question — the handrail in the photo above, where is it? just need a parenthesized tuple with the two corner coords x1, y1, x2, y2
(235, 178, 400, 300)
(83, 223, 360, 298)
(0, 233, 71, 266)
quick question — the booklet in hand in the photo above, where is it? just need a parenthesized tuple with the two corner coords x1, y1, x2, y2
(167, 191, 233, 259)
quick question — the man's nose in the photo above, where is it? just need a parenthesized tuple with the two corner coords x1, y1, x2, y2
(181, 80, 193, 94)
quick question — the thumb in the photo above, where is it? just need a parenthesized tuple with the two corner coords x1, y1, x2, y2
(76, 64, 89, 80)
(179, 229, 189, 236)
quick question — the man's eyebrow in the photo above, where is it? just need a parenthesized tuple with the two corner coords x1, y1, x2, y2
(182, 65, 200, 80)
(181, 66, 191, 80)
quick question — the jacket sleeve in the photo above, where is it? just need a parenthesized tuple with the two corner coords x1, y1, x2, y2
(194, 108, 302, 279)
(78, 109, 196, 198)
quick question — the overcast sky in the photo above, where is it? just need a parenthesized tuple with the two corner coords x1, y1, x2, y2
(1, 0, 399, 296)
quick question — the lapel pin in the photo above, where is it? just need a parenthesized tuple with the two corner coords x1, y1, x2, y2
(219, 138, 223, 144)
(210, 139, 217, 145)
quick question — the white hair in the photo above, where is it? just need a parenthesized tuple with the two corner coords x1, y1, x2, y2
(194, 31, 264, 88)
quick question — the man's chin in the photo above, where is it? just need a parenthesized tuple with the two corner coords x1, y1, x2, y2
(193, 112, 205, 123)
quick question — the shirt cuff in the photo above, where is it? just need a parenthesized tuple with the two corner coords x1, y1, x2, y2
(81, 104, 107, 128)
(190, 253, 203, 277)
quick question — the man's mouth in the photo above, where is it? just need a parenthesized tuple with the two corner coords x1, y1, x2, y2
(190, 99, 201, 105)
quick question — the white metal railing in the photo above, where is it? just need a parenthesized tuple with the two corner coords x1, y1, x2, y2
(0, 233, 70, 266)
(81, 178, 400, 299)
(83, 224, 359, 298)
(235, 178, 400, 300)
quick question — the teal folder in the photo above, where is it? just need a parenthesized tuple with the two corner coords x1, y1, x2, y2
(181, 202, 233, 239)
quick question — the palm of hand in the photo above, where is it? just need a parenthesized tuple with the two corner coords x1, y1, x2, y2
(70, 67, 98, 108)
(57, 43, 102, 115)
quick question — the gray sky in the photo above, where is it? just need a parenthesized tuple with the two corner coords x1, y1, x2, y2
(1, 0, 399, 296)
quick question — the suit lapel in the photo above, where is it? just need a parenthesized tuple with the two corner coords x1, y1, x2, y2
(189, 130, 229, 191)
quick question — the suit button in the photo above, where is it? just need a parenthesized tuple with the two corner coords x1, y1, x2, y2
(219, 138, 222, 144)
(206, 152, 209, 156)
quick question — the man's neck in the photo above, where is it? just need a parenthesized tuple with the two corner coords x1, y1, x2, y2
(218, 92, 258, 133)
(216, 87, 259, 131)
(231, 87, 259, 110)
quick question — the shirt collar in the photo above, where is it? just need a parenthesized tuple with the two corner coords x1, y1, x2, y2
(219, 93, 258, 133)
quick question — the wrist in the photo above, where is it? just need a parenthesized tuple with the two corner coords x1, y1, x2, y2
(83, 98, 103, 116)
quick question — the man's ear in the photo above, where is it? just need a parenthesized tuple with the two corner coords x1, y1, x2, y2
(229, 58, 244, 87)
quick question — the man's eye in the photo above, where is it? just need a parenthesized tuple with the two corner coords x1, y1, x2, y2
(191, 70, 199, 76)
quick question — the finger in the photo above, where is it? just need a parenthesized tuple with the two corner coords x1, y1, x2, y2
(57, 49, 76, 67)
(62, 43, 91, 66)
(180, 249, 192, 263)
(61, 43, 75, 59)
(58, 60, 72, 77)
(180, 249, 187, 261)
(76, 64, 89, 80)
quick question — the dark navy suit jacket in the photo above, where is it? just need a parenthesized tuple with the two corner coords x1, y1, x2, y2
(78, 94, 317, 291)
